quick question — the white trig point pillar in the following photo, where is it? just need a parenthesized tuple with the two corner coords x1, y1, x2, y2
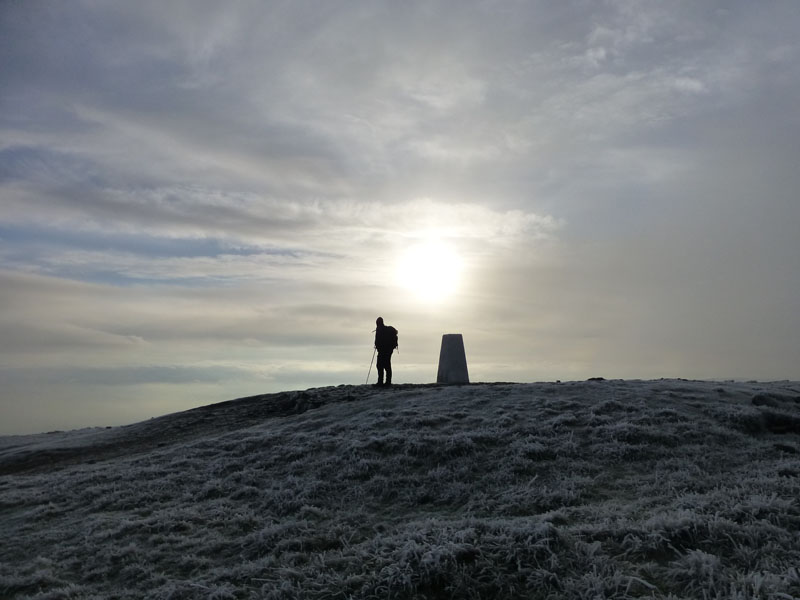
(437, 334, 469, 384)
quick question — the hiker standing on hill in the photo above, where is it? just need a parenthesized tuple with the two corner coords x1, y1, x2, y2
(374, 317, 398, 386)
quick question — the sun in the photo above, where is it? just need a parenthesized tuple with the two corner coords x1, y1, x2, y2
(395, 238, 463, 303)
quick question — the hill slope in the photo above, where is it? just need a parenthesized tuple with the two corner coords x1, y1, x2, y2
(2, 379, 800, 599)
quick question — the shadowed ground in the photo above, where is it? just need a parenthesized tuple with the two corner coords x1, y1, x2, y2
(2, 379, 799, 599)
(0, 384, 448, 476)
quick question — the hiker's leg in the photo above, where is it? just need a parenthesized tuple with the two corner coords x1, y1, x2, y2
(376, 353, 386, 385)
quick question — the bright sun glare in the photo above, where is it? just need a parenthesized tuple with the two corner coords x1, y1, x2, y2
(396, 238, 463, 303)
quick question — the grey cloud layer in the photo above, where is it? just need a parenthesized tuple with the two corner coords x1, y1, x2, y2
(7, 2, 794, 189)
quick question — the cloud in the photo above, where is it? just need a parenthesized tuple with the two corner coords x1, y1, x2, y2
(2, 365, 247, 387)
(0, 183, 559, 276)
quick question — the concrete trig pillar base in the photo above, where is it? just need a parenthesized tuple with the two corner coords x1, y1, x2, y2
(437, 334, 469, 384)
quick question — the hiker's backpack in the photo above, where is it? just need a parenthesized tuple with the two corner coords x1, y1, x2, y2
(387, 326, 398, 350)
(376, 325, 399, 352)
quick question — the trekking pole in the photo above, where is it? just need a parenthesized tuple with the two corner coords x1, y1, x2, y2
(366, 347, 377, 384)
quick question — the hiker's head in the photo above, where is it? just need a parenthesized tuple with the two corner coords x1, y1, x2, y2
(376, 317, 384, 326)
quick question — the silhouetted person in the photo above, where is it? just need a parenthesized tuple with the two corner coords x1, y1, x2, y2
(374, 316, 398, 386)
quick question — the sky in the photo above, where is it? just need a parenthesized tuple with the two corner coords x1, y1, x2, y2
(1, 1, 799, 435)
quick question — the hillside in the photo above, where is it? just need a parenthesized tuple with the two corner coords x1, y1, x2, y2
(2, 379, 800, 599)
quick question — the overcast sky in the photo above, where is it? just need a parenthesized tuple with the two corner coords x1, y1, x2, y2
(2, 1, 799, 434)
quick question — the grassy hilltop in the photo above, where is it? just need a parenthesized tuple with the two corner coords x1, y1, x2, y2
(2, 379, 800, 599)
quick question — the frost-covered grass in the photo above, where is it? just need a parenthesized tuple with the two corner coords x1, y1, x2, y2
(2, 379, 800, 599)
